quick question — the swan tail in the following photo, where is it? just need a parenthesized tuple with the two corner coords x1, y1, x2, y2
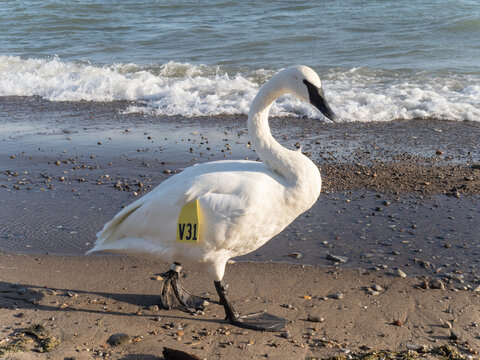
(86, 197, 148, 254)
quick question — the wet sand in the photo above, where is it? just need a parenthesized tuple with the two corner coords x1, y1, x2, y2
(1, 97, 480, 358)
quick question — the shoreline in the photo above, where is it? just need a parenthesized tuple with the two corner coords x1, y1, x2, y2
(1, 98, 479, 280)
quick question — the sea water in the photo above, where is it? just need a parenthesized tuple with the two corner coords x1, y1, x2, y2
(0, 0, 479, 122)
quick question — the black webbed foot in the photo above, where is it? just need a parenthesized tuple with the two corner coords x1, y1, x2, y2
(160, 263, 208, 311)
(214, 280, 288, 332)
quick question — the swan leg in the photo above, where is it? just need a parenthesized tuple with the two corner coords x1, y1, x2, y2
(214, 280, 288, 332)
(160, 262, 208, 310)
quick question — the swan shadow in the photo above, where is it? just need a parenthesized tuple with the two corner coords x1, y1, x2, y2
(0, 280, 222, 326)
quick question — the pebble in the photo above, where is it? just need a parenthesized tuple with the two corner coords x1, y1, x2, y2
(107, 333, 131, 346)
(332, 292, 344, 300)
(395, 269, 407, 278)
(281, 331, 292, 339)
(445, 273, 464, 281)
(66, 291, 78, 298)
(430, 279, 445, 290)
(287, 252, 303, 259)
(326, 253, 348, 263)
(371, 284, 383, 292)
(307, 315, 325, 323)
(449, 331, 460, 341)
(442, 321, 453, 329)
(147, 305, 159, 311)
(406, 344, 428, 352)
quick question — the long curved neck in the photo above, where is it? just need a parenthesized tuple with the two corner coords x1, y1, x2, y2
(247, 77, 318, 189)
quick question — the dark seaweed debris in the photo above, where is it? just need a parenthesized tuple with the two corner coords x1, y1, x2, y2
(0, 324, 60, 355)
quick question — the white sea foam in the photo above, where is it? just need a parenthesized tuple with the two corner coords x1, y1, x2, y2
(1, 56, 479, 122)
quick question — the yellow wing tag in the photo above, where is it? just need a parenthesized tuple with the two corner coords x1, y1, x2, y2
(176, 200, 201, 243)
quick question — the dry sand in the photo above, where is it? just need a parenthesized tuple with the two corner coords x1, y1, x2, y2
(1, 253, 480, 359)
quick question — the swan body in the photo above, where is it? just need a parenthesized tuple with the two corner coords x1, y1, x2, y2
(87, 65, 338, 331)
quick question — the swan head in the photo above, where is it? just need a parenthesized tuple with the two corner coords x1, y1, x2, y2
(278, 66, 339, 122)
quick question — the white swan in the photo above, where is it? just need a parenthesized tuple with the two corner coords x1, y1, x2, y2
(87, 66, 338, 331)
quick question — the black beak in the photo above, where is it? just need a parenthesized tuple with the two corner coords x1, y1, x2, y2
(303, 79, 339, 122)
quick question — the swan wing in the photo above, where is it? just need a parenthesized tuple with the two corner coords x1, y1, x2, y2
(87, 161, 285, 257)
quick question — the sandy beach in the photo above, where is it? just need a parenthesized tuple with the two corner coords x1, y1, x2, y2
(1, 253, 480, 359)
(1, 98, 480, 359)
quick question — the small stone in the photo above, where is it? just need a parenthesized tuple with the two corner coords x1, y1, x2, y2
(444, 243, 451, 248)
(371, 284, 383, 292)
(369, 291, 380, 296)
(449, 331, 460, 341)
(445, 273, 464, 281)
(332, 292, 344, 300)
(107, 333, 131, 346)
(430, 279, 445, 290)
(473, 285, 480, 292)
(288, 252, 303, 259)
(435, 150, 444, 155)
(395, 269, 407, 278)
(302, 295, 312, 300)
(154, 275, 164, 281)
(307, 315, 325, 323)
(281, 331, 292, 339)
(326, 254, 348, 263)
(393, 320, 402, 326)
(163, 169, 171, 174)
(407, 344, 428, 352)
(147, 305, 159, 311)
(66, 291, 78, 298)
(442, 321, 453, 329)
